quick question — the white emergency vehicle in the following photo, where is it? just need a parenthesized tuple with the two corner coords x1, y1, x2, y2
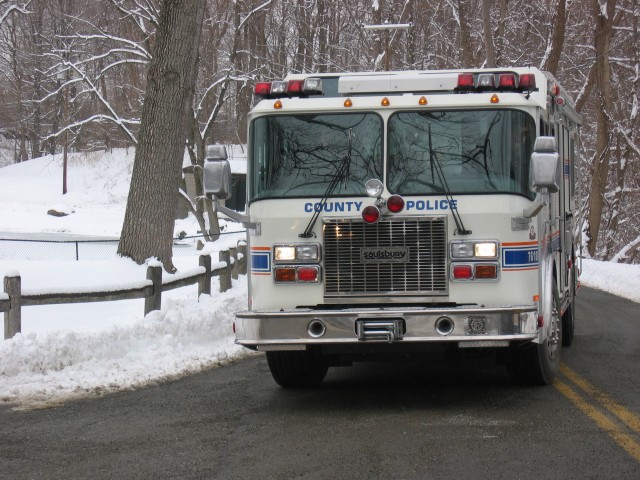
(204, 67, 581, 387)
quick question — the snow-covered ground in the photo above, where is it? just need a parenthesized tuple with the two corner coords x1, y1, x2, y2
(0, 150, 638, 409)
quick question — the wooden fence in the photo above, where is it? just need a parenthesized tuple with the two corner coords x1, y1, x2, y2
(1, 244, 247, 340)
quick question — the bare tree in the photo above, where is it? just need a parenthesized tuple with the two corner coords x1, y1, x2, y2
(541, 0, 566, 75)
(481, 0, 496, 67)
(118, 0, 205, 271)
(585, 0, 618, 257)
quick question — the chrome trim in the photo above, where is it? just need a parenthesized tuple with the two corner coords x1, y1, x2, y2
(235, 305, 538, 347)
(449, 262, 501, 282)
(323, 216, 448, 297)
(273, 243, 322, 264)
(273, 265, 322, 284)
(449, 239, 500, 260)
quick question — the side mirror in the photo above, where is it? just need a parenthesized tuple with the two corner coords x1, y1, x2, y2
(203, 144, 231, 200)
(530, 136, 559, 193)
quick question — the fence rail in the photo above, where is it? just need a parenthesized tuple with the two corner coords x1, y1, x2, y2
(2, 244, 247, 340)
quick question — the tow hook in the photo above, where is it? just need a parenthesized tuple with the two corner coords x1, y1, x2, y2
(355, 318, 405, 343)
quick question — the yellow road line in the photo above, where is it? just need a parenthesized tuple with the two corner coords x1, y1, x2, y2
(560, 364, 640, 435)
(554, 379, 640, 463)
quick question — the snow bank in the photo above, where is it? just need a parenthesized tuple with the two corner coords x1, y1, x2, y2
(579, 258, 640, 304)
(0, 279, 255, 407)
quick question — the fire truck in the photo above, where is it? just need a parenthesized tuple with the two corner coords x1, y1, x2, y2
(204, 67, 581, 386)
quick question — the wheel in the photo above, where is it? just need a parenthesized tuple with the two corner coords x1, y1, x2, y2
(266, 350, 329, 388)
(562, 269, 576, 347)
(561, 301, 575, 347)
(508, 296, 562, 385)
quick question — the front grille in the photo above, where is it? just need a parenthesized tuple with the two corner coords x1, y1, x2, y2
(323, 217, 448, 297)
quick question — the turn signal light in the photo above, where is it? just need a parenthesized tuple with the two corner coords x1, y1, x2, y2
(475, 264, 497, 279)
(451, 263, 499, 281)
(297, 267, 319, 282)
(274, 267, 296, 282)
(274, 266, 320, 283)
(453, 265, 473, 280)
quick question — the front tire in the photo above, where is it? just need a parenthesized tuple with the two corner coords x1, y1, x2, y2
(266, 350, 329, 388)
(561, 301, 574, 347)
(562, 269, 576, 346)
(508, 297, 562, 385)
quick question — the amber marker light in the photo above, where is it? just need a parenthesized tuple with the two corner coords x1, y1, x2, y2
(274, 99, 283, 109)
(419, 96, 428, 105)
(475, 264, 497, 280)
(344, 98, 353, 107)
(274, 267, 296, 282)
(381, 97, 390, 106)
(490, 94, 499, 104)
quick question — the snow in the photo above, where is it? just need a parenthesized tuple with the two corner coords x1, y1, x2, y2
(0, 149, 639, 409)
(0, 150, 254, 408)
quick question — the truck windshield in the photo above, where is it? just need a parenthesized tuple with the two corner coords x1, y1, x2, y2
(387, 109, 536, 199)
(249, 113, 383, 201)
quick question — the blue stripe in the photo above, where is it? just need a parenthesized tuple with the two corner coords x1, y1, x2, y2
(251, 252, 270, 271)
(503, 247, 538, 267)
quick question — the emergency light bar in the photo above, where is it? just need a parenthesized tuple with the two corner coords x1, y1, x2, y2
(455, 72, 537, 93)
(254, 70, 538, 101)
(255, 78, 323, 99)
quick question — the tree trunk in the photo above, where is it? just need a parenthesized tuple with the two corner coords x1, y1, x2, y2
(482, 0, 496, 67)
(586, 0, 617, 257)
(457, 0, 474, 68)
(118, 0, 206, 272)
(604, 133, 625, 259)
(542, 0, 566, 75)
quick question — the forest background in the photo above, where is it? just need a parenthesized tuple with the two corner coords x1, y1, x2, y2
(0, 0, 638, 263)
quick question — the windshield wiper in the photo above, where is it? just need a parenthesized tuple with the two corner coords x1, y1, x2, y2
(428, 122, 472, 235)
(299, 129, 353, 238)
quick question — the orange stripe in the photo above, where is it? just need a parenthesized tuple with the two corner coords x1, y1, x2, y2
(251, 246, 271, 251)
(502, 241, 538, 247)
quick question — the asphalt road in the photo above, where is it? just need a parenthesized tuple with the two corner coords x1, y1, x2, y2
(1, 287, 639, 479)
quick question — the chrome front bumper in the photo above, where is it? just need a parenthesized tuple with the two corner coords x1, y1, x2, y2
(235, 305, 539, 351)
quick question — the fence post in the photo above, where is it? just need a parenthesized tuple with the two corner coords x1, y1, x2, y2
(237, 242, 247, 275)
(4, 275, 21, 339)
(219, 250, 231, 293)
(229, 246, 239, 280)
(198, 254, 212, 297)
(144, 265, 163, 315)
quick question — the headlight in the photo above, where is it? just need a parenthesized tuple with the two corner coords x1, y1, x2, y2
(450, 241, 498, 259)
(296, 244, 319, 261)
(474, 242, 497, 258)
(274, 244, 320, 263)
(451, 242, 474, 258)
(274, 246, 296, 261)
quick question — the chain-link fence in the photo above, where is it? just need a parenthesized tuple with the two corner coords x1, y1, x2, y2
(0, 231, 247, 262)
